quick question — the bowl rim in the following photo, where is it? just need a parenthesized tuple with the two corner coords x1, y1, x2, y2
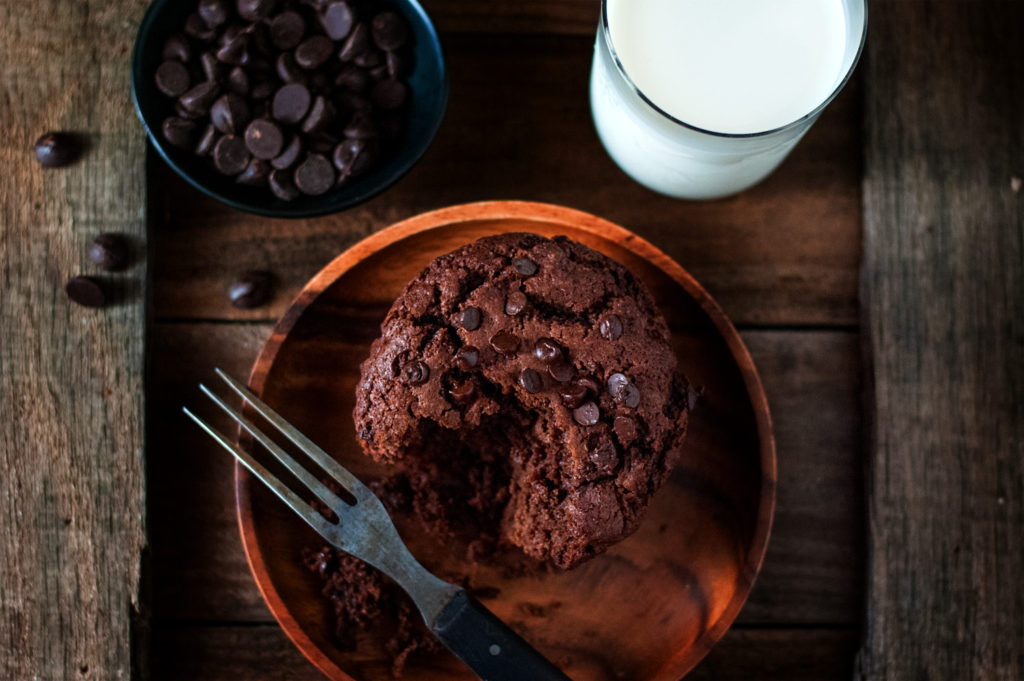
(236, 200, 777, 680)
(130, 0, 449, 219)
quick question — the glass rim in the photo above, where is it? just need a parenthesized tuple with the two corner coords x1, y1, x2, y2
(599, 0, 869, 139)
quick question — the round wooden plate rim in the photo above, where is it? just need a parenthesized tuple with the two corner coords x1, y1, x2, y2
(235, 200, 777, 681)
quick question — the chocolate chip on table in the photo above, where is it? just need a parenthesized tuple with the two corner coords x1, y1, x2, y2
(236, 158, 271, 186)
(270, 10, 306, 49)
(89, 233, 131, 271)
(320, 1, 354, 40)
(455, 346, 479, 371)
(294, 35, 334, 70)
(400, 360, 429, 386)
(599, 313, 623, 340)
(178, 80, 220, 115)
(332, 138, 375, 178)
(513, 257, 538, 276)
(461, 306, 482, 331)
(573, 401, 600, 426)
(371, 11, 409, 51)
(162, 117, 198, 149)
(338, 22, 370, 61)
(271, 135, 302, 169)
(33, 132, 79, 168)
(237, 0, 276, 22)
(294, 153, 335, 195)
(505, 290, 527, 316)
(613, 415, 637, 444)
(518, 369, 542, 394)
(272, 83, 311, 123)
(560, 382, 589, 409)
(269, 168, 301, 200)
(370, 79, 406, 110)
(244, 118, 284, 159)
(449, 380, 475, 404)
(533, 338, 563, 364)
(228, 270, 273, 308)
(210, 93, 250, 134)
(212, 134, 251, 175)
(300, 95, 335, 134)
(489, 331, 520, 357)
(195, 124, 218, 155)
(65, 276, 106, 308)
(548, 362, 575, 383)
(162, 34, 191, 62)
(198, 0, 228, 27)
(155, 60, 191, 97)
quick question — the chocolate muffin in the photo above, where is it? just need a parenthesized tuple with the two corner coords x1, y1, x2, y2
(354, 233, 690, 569)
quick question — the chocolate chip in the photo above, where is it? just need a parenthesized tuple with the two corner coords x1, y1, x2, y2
(599, 314, 623, 340)
(461, 307, 482, 331)
(162, 117, 198, 149)
(613, 415, 637, 444)
(272, 83, 311, 123)
(212, 134, 250, 175)
(198, 0, 228, 26)
(155, 60, 191, 97)
(320, 1, 354, 40)
(489, 331, 519, 356)
(513, 257, 538, 276)
(307, 132, 339, 154)
(162, 34, 191, 62)
(270, 10, 306, 50)
(606, 372, 629, 397)
(200, 51, 225, 82)
(236, 158, 270, 186)
(449, 380, 475, 404)
(353, 49, 382, 68)
(335, 65, 369, 93)
(89, 233, 130, 271)
(228, 270, 273, 308)
(560, 382, 589, 409)
(269, 168, 301, 200)
(342, 109, 377, 139)
(573, 402, 600, 426)
(33, 132, 79, 168)
(294, 35, 334, 70)
(455, 346, 479, 371)
(533, 338, 563, 364)
(505, 290, 527, 316)
(370, 78, 406, 110)
(251, 79, 275, 100)
(518, 369, 542, 394)
(548, 363, 575, 383)
(237, 0, 276, 22)
(294, 153, 335, 195)
(226, 67, 250, 96)
(332, 138, 375, 178)
(271, 135, 302, 169)
(686, 384, 703, 411)
(385, 50, 406, 79)
(247, 21, 275, 58)
(401, 360, 429, 385)
(244, 118, 284, 159)
(178, 81, 220, 115)
(195, 124, 218, 156)
(588, 439, 618, 472)
(371, 11, 409, 51)
(338, 22, 369, 61)
(607, 372, 640, 408)
(210, 93, 250, 134)
(301, 95, 335, 134)
(275, 52, 306, 84)
(576, 375, 601, 396)
(216, 32, 250, 66)
(184, 12, 216, 40)
(65, 276, 105, 308)
(369, 64, 388, 81)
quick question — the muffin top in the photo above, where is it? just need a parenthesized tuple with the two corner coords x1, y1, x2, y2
(354, 233, 689, 569)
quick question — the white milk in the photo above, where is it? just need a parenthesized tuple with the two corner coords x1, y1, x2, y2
(590, 0, 864, 199)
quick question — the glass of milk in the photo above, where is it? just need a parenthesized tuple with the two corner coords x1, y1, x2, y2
(590, 0, 867, 200)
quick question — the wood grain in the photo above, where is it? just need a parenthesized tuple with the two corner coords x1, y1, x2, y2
(152, 34, 861, 327)
(148, 324, 860, 627)
(420, 0, 600, 36)
(151, 624, 857, 681)
(0, 1, 148, 680)
(858, 1, 1024, 679)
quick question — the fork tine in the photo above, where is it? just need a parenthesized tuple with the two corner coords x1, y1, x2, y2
(182, 407, 339, 540)
(214, 368, 369, 500)
(199, 383, 349, 513)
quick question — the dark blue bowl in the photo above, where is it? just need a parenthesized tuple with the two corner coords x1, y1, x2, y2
(131, 0, 447, 218)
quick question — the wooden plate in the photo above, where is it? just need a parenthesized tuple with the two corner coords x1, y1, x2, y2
(237, 201, 776, 681)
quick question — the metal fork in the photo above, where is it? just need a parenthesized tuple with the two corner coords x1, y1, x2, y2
(184, 369, 572, 681)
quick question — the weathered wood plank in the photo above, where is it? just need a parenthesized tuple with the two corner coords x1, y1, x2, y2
(151, 623, 857, 681)
(148, 324, 862, 626)
(152, 34, 861, 327)
(858, 1, 1024, 679)
(421, 0, 599, 36)
(0, 1, 148, 680)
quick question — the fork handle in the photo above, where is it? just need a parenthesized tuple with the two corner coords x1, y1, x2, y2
(432, 590, 573, 681)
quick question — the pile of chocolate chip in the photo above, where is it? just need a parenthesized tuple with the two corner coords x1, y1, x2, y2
(154, 0, 413, 200)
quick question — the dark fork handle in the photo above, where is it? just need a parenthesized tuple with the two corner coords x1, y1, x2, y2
(432, 590, 573, 681)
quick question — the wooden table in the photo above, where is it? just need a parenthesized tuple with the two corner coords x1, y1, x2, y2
(2, 2, 1021, 680)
